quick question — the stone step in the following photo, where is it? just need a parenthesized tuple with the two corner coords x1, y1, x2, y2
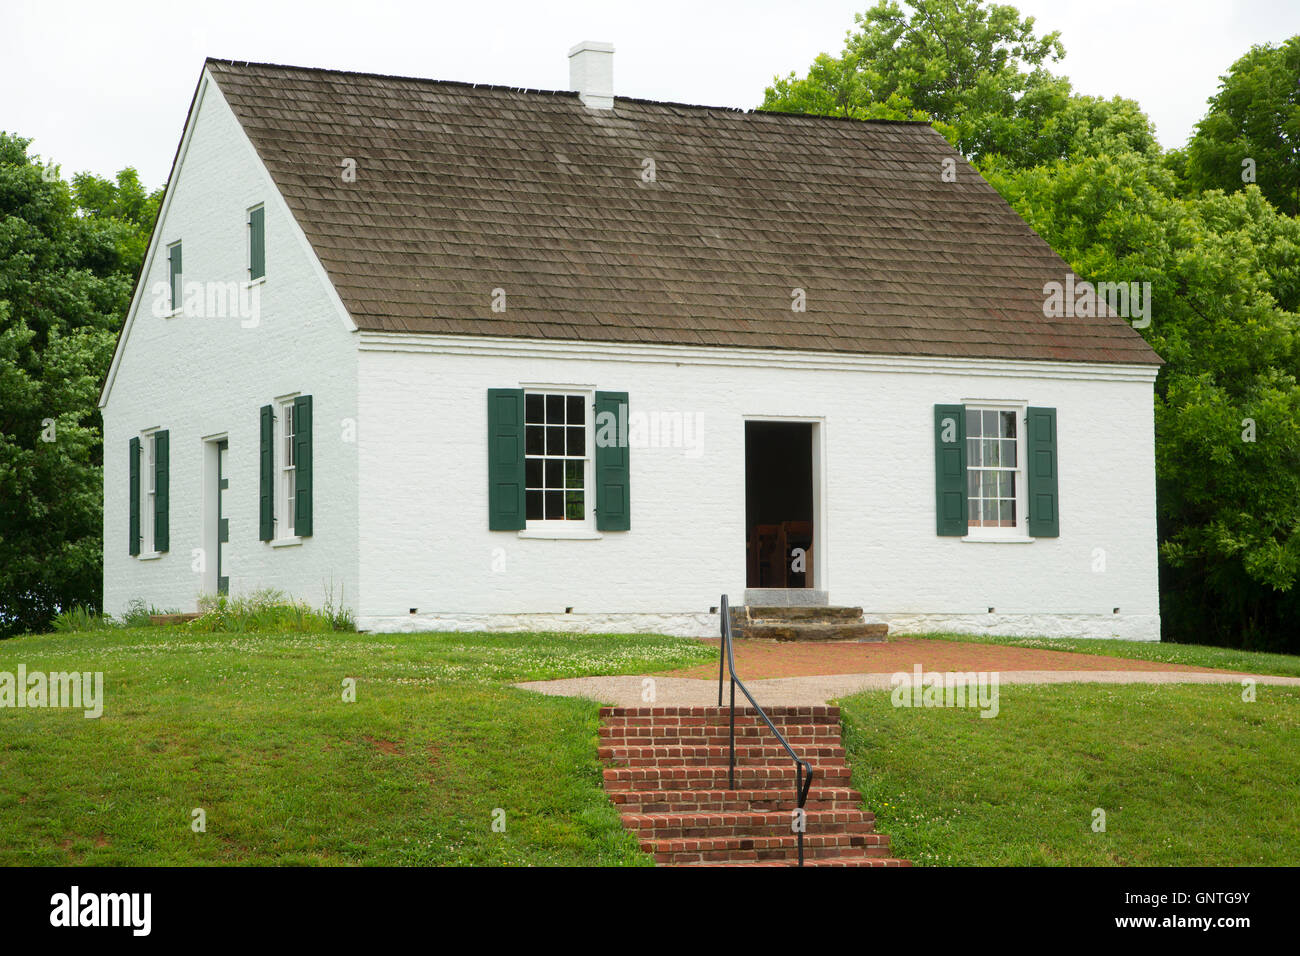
(743, 605, 864, 622)
(740, 620, 888, 642)
(742, 589, 828, 607)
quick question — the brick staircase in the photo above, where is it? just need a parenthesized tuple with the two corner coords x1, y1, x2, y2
(600, 705, 909, 867)
(731, 605, 888, 642)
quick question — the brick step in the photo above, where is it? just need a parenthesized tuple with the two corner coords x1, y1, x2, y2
(741, 621, 888, 642)
(600, 706, 840, 723)
(603, 764, 854, 791)
(599, 728, 840, 748)
(647, 832, 893, 865)
(599, 744, 845, 767)
(608, 786, 864, 814)
(599, 722, 840, 741)
(672, 855, 912, 868)
(622, 809, 877, 841)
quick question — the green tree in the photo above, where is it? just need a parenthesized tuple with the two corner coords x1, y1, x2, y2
(0, 133, 159, 635)
(1185, 36, 1300, 216)
(762, 0, 1084, 164)
(989, 154, 1300, 650)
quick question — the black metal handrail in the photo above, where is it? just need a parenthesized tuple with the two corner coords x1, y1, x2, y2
(717, 593, 815, 866)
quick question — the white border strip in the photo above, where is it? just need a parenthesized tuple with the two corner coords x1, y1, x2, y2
(357, 331, 1161, 383)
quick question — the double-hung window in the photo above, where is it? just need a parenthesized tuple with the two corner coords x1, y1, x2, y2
(524, 392, 589, 527)
(143, 432, 157, 550)
(965, 407, 1024, 533)
(281, 399, 297, 537)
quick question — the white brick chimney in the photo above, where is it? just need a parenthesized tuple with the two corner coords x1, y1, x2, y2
(568, 41, 614, 109)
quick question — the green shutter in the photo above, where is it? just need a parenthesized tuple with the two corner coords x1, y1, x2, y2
(487, 388, 526, 530)
(153, 430, 169, 552)
(1026, 406, 1060, 537)
(293, 392, 313, 535)
(934, 404, 967, 536)
(169, 243, 182, 311)
(594, 391, 631, 532)
(259, 404, 274, 541)
(128, 437, 141, 555)
(249, 206, 265, 280)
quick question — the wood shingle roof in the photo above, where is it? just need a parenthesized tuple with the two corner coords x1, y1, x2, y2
(205, 58, 1161, 365)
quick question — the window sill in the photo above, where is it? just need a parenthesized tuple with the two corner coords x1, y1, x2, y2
(270, 536, 303, 548)
(518, 529, 603, 540)
(962, 534, 1034, 544)
(136, 551, 163, 561)
(246, 276, 266, 288)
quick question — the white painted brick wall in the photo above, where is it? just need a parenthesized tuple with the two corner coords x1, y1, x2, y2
(357, 342, 1160, 640)
(101, 74, 359, 618)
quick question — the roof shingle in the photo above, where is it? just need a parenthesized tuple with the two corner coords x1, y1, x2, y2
(205, 59, 1161, 365)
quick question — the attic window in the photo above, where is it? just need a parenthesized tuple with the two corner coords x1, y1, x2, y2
(248, 205, 266, 281)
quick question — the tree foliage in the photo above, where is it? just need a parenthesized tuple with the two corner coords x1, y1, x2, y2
(0, 133, 160, 635)
(1185, 36, 1300, 216)
(767, 2, 1300, 649)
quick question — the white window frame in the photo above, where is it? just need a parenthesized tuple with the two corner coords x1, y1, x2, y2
(962, 401, 1029, 542)
(267, 393, 303, 545)
(139, 429, 159, 557)
(279, 398, 297, 540)
(522, 388, 595, 534)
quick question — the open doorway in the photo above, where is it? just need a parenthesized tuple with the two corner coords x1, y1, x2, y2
(745, 421, 814, 588)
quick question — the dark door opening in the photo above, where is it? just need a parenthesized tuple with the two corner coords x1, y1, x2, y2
(745, 421, 814, 588)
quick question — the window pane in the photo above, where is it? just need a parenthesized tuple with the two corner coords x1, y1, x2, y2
(545, 490, 563, 519)
(526, 490, 543, 520)
(1000, 499, 1015, 524)
(984, 439, 999, 467)
(546, 426, 565, 455)
(983, 498, 997, 522)
(966, 409, 980, 437)
(565, 460, 583, 489)
(1002, 439, 1016, 468)
(545, 458, 563, 489)
(526, 458, 542, 489)
(967, 438, 981, 467)
(1001, 411, 1017, 438)
(566, 395, 584, 425)
(968, 499, 980, 526)
(526, 425, 544, 456)
(968, 470, 979, 497)
(982, 410, 997, 436)
(546, 394, 564, 423)
(525, 394, 544, 424)
(565, 491, 584, 520)
(566, 426, 584, 456)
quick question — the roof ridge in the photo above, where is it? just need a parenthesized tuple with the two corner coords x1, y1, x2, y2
(202, 57, 933, 128)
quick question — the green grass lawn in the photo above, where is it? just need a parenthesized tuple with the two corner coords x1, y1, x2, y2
(839, 682, 1300, 865)
(914, 632, 1300, 678)
(0, 628, 713, 866)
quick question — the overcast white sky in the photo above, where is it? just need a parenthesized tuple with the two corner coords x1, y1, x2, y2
(4, 0, 1299, 189)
